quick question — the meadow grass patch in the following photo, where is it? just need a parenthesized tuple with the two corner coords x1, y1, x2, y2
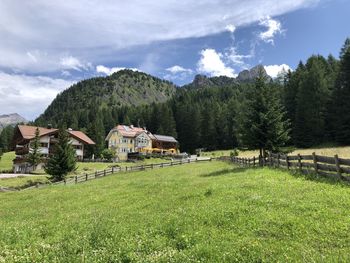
(1, 161, 350, 262)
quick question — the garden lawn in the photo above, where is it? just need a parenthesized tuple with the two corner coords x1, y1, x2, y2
(1, 161, 350, 262)
(0, 151, 15, 172)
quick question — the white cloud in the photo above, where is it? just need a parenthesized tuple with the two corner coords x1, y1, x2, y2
(166, 65, 192, 74)
(0, 71, 74, 120)
(164, 65, 193, 82)
(60, 56, 91, 71)
(225, 24, 236, 33)
(0, 0, 318, 72)
(259, 16, 283, 44)
(96, 65, 138, 75)
(264, 64, 292, 78)
(225, 47, 252, 68)
(197, 49, 236, 77)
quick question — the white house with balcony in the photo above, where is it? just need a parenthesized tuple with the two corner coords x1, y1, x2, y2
(12, 125, 95, 173)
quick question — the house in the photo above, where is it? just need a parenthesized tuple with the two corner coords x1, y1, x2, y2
(12, 125, 95, 173)
(105, 124, 178, 161)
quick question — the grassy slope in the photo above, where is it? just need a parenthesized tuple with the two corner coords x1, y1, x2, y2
(203, 146, 350, 159)
(0, 151, 15, 172)
(1, 162, 350, 262)
(0, 176, 49, 189)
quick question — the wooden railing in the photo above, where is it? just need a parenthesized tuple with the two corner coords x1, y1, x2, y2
(26, 158, 214, 189)
(225, 153, 350, 181)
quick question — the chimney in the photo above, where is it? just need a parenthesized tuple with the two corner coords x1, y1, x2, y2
(47, 124, 52, 129)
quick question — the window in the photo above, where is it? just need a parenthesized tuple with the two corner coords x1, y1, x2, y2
(40, 143, 48, 148)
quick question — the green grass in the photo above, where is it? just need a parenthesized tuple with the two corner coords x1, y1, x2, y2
(1, 161, 350, 262)
(0, 151, 15, 172)
(203, 145, 350, 159)
(32, 158, 168, 177)
(0, 176, 49, 189)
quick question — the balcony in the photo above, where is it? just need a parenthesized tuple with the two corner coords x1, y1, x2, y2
(15, 146, 29, 155)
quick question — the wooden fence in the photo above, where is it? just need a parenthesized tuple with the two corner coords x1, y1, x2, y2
(27, 158, 214, 189)
(224, 153, 350, 181)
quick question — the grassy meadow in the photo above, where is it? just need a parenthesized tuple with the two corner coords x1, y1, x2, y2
(202, 145, 350, 159)
(0, 151, 15, 172)
(1, 161, 350, 262)
(0, 152, 168, 189)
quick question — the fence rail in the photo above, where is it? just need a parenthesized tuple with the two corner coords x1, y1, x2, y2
(224, 152, 350, 181)
(26, 158, 214, 189)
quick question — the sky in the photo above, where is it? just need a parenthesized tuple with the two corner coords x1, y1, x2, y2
(0, 0, 349, 120)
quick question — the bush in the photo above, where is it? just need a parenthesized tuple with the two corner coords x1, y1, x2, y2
(101, 149, 116, 161)
(230, 148, 239, 157)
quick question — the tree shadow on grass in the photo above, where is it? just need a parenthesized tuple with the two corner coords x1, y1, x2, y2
(200, 167, 250, 177)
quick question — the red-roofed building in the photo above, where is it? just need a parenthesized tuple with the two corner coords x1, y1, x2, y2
(12, 125, 95, 173)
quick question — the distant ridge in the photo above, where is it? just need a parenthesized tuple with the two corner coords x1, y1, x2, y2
(0, 113, 27, 129)
(182, 65, 271, 89)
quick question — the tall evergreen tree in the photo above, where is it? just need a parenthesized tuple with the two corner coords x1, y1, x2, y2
(0, 125, 15, 152)
(334, 38, 350, 144)
(26, 127, 42, 170)
(237, 71, 290, 157)
(45, 129, 77, 181)
(294, 56, 330, 147)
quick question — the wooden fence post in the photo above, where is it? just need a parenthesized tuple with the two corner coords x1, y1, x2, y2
(95, 171, 97, 178)
(286, 155, 290, 170)
(298, 154, 302, 172)
(64, 179, 66, 185)
(334, 154, 341, 177)
(75, 176, 78, 184)
(104, 170, 106, 176)
(112, 167, 114, 173)
(85, 173, 88, 181)
(312, 152, 318, 174)
(277, 153, 280, 168)
(253, 156, 256, 167)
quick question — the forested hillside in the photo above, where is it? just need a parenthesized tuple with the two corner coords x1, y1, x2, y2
(28, 38, 350, 156)
(35, 69, 177, 129)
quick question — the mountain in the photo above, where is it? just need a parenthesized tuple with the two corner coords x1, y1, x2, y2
(183, 65, 271, 89)
(237, 65, 271, 83)
(182, 74, 238, 89)
(36, 70, 177, 125)
(0, 113, 27, 130)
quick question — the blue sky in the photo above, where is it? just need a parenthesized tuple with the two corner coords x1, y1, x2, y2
(0, 0, 349, 120)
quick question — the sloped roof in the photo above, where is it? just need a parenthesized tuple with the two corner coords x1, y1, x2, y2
(115, 125, 145, 138)
(153, 134, 178, 143)
(68, 130, 95, 145)
(18, 125, 58, 139)
(17, 125, 95, 145)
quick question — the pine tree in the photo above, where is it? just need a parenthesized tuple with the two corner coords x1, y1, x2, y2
(284, 62, 305, 140)
(26, 127, 42, 170)
(45, 129, 77, 181)
(334, 38, 350, 144)
(200, 102, 217, 150)
(237, 71, 290, 157)
(294, 56, 330, 147)
(0, 125, 15, 152)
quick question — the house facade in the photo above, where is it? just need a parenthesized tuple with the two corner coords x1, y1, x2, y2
(12, 125, 95, 173)
(105, 124, 178, 161)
